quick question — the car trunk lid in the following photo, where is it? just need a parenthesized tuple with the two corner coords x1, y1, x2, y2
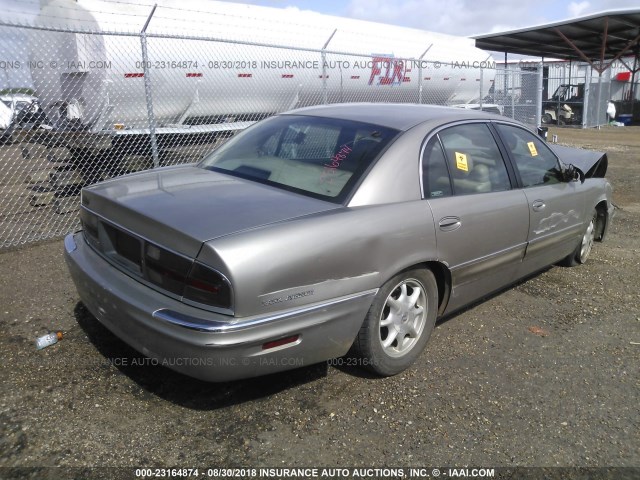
(81, 165, 340, 258)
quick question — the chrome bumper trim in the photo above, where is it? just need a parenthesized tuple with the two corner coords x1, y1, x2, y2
(152, 289, 378, 333)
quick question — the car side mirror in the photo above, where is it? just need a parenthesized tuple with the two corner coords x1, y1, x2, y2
(562, 164, 585, 183)
(537, 126, 548, 140)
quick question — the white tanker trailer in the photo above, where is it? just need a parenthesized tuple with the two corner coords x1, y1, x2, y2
(25, 0, 495, 139)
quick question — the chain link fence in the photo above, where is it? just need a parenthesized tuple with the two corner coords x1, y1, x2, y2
(487, 66, 542, 125)
(0, 14, 541, 249)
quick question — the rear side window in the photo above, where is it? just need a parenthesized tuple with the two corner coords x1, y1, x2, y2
(422, 137, 452, 198)
(495, 123, 562, 187)
(436, 123, 511, 195)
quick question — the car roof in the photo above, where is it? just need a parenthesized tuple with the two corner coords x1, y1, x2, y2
(284, 103, 507, 131)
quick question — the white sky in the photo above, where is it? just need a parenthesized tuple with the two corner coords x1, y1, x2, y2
(1, 0, 638, 36)
(226, 0, 640, 36)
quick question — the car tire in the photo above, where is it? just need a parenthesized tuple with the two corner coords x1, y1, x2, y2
(541, 113, 552, 124)
(560, 209, 597, 267)
(351, 269, 438, 376)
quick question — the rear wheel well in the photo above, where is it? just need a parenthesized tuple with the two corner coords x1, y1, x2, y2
(395, 261, 450, 316)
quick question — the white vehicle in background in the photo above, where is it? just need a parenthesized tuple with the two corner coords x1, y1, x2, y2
(0, 93, 38, 115)
(0, 101, 11, 138)
(0, 93, 48, 143)
(452, 103, 503, 115)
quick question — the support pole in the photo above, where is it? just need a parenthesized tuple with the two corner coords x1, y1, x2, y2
(630, 47, 639, 103)
(536, 59, 543, 127)
(504, 52, 508, 103)
(596, 71, 603, 126)
(479, 67, 484, 110)
(583, 66, 591, 128)
(141, 4, 159, 168)
(321, 29, 337, 105)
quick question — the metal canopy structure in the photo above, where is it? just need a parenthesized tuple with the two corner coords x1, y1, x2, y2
(473, 9, 640, 127)
(473, 9, 640, 74)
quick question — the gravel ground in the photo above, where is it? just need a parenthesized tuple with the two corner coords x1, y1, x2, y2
(0, 126, 638, 479)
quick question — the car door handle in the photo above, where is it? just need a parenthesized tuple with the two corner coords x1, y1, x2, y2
(438, 216, 462, 232)
(532, 200, 546, 212)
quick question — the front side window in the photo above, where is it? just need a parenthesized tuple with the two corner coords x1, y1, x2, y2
(495, 123, 562, 187)
(436, 123, 511, 195)
(200, 115, 399, 203)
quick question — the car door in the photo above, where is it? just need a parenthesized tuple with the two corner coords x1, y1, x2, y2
(493, 123, 585, 274)
(423, 122, 530, 313)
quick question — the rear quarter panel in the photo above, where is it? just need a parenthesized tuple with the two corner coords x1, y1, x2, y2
(198, 202, 438, 317)
(348, 120, 441, 206)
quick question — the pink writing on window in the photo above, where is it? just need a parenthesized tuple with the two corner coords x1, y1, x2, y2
(320, 144, 353, 184)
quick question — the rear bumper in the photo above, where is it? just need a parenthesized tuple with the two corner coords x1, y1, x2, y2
(64, 232, 376, 382)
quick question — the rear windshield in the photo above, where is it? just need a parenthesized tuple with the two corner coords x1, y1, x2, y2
(199, 114, 400, 203)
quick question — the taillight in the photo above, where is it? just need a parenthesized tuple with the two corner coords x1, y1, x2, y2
(143, 243, 192, 296)
(80, 207, 99, 247)
(183, 261, 232, 309)
(79, 209, 233, 312)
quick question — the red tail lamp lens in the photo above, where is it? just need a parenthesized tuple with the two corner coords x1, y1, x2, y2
(143, 243, 192, 296)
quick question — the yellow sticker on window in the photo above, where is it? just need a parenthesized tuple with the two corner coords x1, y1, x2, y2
(527, 141, 538, 157)
(455, 152, 469, 172)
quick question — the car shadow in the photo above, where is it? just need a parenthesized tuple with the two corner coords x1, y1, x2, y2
(73, 302, 329, 410)
(426, 267, 553, 331)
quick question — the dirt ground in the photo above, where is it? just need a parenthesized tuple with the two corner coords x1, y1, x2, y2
(0, 126, 638, 479)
